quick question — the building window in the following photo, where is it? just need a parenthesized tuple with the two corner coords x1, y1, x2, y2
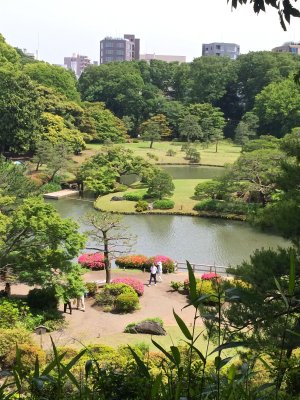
(216, 45, 221, 50)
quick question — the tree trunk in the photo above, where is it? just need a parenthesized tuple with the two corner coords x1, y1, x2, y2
(103, 233, 111, 283)
(150, 140, 154, 149)
(215, 141, 218, 153)
(36, 161, 40, 172)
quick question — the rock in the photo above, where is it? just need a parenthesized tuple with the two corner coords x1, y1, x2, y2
(111, 196, 124, 201)
(133, 321, 166, 335)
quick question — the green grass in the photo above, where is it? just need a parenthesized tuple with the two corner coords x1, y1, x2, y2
(95, 325, 210, 352)
(74, 140, 241, 167)
(95, 179, 210, 214)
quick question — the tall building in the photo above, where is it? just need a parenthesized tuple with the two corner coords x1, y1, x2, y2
(100, 34, 140, 64)
(202, 42, 240, 60)
(272, 42, 300, 55)
(64, 54, 91, 78)
(140, 54, 186, 63)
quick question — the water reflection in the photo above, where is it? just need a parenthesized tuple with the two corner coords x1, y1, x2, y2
(48, 198, 289, 268)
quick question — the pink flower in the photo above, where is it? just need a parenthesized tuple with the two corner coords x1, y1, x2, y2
(78, 253, 105, 270)
(201, 272, 220, 280)
(112, 277, 144, 296)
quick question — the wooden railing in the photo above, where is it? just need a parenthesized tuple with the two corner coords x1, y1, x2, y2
(176, 262, 229, 276)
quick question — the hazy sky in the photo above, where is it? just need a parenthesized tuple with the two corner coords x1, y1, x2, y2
(1, 0, 300, 64)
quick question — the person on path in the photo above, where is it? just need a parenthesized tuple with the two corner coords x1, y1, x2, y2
(157, 261, 163, 282)
(148, 264, 157, 286)
(76, 293, 85, 312)
(63, 298, 72, 314)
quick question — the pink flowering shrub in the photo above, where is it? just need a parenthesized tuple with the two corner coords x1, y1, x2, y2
(78, 253, 105, 270)
(148, 255, 175, 273)
(112, 277, 144, 296)
(201, 272, 220, 280)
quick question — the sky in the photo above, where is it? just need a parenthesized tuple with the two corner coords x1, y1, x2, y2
(1, 0, 300, 64)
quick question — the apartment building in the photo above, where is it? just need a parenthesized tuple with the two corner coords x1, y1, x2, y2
(100, 34, 140, 64)
(272, 42, 300, 55)
(64, 54, 91, 77)
(202, 42, 240, 60)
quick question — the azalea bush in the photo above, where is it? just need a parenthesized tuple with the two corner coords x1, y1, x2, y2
(201, 272, 220, 280)
(112, 277, 144, 296)
(78, 252, 105, 270)
(115, 254, 175, 273)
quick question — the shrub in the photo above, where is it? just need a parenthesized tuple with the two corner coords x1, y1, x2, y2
(201, 272, 220, 280)
(0, 328, 32, 361)
(95, 293, 115, 307)
(112, 278, 144, 296)
(86, 282, 98, 296)
(196, 280, 218, 304)
(78, 252, 105, 270)
(115, 254, 149, 270)
(123, 191, 145, 201)
(135, 200, 148, 212)
(4, 343, 46, 371)
(132, 138, 139, 143)
(115, 292, 139, 313)
(148, 255, 175, 273)
(104, 283, 136, 297)
(95, 283, 139, 313)
(181, 143, 191, 152)
(194, 181, 224, 200)
(0, 299, 23, 329)
(170, 281, 184, 291)
(113, 183, 128, 192)
(39, 182, 61, 194)
(193, 199, 258, 215)
(146, 152, 159, 161)
(153, 199, 175, 210)
(27, 287, 58, 310)
(166, 149, 176, 156)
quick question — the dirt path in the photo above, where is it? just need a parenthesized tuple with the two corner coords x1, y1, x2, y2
(4, 270, 200, 349)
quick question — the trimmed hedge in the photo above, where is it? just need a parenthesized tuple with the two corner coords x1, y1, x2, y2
(112, 277, 144, 296)
(115, 254, 175, 273)
(115, 292, 139, 313)
(153, 199, 175, 210)
(193, 199, 258, 215)
(123, 192, 145, 201)
(27, 287, 58, 310)
(95, 283, 140, 313)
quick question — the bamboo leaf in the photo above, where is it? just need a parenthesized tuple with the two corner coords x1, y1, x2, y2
(209, 341, 246, 355)
(187, 260, 197, 302)
(288, 250, 296, 296)
(128, 346, 150, 378)
(170, 346, 181, 366)
(152, 338, 175, 364)
(274, 277, 289, 308)
(182, 341, 206, 363)
(173, 309, 192, 340)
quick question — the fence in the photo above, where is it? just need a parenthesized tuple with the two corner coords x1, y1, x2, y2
(176, 262, 230, 276)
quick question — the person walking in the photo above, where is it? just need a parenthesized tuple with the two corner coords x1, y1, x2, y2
(148, 263, 157, 286)
(76, 293, 85, 312)
(157, 261, 163, 282)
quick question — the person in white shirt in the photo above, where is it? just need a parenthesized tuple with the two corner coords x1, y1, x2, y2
(157, 261, 163, 282)
(148, 264, 157, 286)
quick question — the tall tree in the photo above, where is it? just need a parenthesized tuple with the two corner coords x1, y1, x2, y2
(147, 171, 175, 199)
(234, 112, 259, 145)
(84, 211, 135, 283)
(140, 114, 172, 148)
(179, 114, 203, 142)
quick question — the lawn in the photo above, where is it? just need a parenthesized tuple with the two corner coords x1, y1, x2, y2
(73, 140, 241, 167)
(94, 179, 209, 214)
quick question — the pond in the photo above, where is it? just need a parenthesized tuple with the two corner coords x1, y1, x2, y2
(48, 198, 289, 268)
(161, 165, 225, 179)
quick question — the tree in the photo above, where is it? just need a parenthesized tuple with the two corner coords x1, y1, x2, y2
(179, 114, 203, 142)
(24, 62, 80, 102)
(32, 140, 50, 171)
(147, 171, 175, 199)
(234, 112, 259, 145)
(140, 114, 171, 148)
(253, 76, 300, 137)
(0, 68, 42, 154)
(210, 128, 224, 153)
(0, 197, 86, 287)
(45, 142, 73, 182)
(84, 211, 135, 283)
(228, 0, 300, 30)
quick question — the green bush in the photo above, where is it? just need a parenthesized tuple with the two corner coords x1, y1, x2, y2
(27, 287, 58, 310)
(193, 199, 258, 215)
(153, 199, 175, 210)
(113, 183, 128, 192)
(166, 149, 176, 156)
(123, 192, 145, 201)
(39, 182, 61, 194)
(4, 343, 46, 371)
(104, 283, 136, 297)
(135, 200, 148, 212)
(194, 181, 224, 200)
(0, 328, 33, 361)
(146, 152, 159, 161)
(86, 282, 97, 296)
(0, 299, 23, 329)
(115, 292, 139, 313)
(170, 281, 184, 291)
(181, 143, 191, 152)
(196, 280, 218, 304)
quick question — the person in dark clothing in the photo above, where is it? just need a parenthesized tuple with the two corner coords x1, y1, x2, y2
(63, 299, 72, 314)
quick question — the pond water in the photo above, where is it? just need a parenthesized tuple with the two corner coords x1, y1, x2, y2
(48, 198, 289, 268)
(161, 165, 225, 179)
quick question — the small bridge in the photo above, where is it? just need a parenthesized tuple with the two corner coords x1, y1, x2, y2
(176, 262, 229, 276)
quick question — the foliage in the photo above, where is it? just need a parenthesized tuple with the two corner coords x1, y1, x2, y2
(170, 281, 184, 291)
(115, 292, 139, 313)
(85, 282, 98, 296)
(78, 252, 105, 270)
(24, 61, 80, 102)
(115, 254, 149, 269)
(196, 280, 219, 304)
(166, 148, 176, 156)
(123, 191, 145, 201)
(0, 327, 32, 362)
(194, 180, 225, 200)
(147, 170, 175, 199)
(135, 200, 149, 212)
(153, 199, 175, 210)
(234, 112, 259, 145)
(193, 198, 258, 215)
(38, 181, 61, 194)
(140, 114, 172, 148)
(185, 146, 201, 163)
(27, 287, 58, 310)
(112, 277, 145, 296)
(179, 114, 203, 142)
(4, 343, 46, 371)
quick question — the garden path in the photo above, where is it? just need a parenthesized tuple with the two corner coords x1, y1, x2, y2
(5, 269, 200, 349)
